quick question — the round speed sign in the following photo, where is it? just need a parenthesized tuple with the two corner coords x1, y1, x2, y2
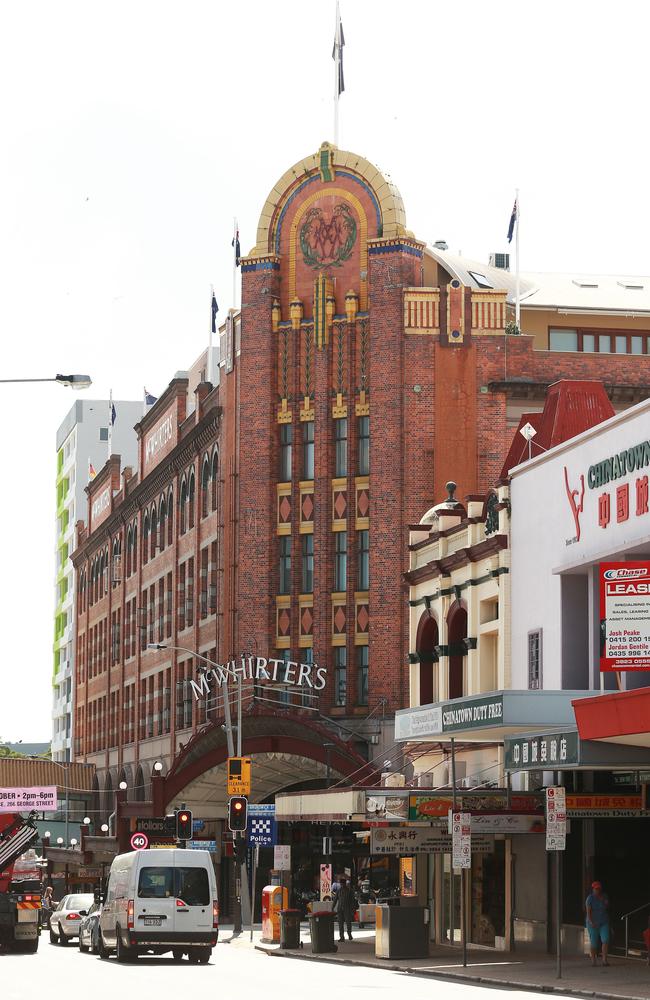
(130, 832, 149, 851)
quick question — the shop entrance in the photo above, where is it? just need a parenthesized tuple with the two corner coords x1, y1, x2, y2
(470, 841, 505, 946)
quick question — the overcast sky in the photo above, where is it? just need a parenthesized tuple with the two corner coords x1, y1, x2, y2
(1, 0, 648, 741)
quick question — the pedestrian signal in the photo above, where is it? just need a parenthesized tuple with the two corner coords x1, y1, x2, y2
(228, 796, 248, 832)
(176, 809, 193, 841)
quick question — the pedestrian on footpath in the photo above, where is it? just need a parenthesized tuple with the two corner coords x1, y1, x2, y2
(332, 876, 356, 943)
(586, 880, 610, 966)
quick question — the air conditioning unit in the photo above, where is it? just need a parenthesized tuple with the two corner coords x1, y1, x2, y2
(417, 772, 434, 789)
(489, 252, 510, 271)
(368, 734, 379, 745)
(381, 772, 405, 788)
(461, 776, 478, 788)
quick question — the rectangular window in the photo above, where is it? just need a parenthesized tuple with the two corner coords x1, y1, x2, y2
(615, 335, 627, 354)
(582, 334, 595, 353)
(276, 649, 291, 706)
(357, 416, 369, 476)
(279, 424, 293, 482)
(334, 647, 347, 707)
(335, 418, 348, 477)
(334, 531, 347, 591)
(632, 336, 644, 355)
(357, 529, 369, 590)
(301, 533, 313, 593)
(99, 427, 109, 442)
(528, 630, 542, 690)
(549, 329, 578, 352)
(357, 645, 369, 706)
(303, 421, 314, 480)
(599, 334, 611, 353)
(279, 537, 292, 594)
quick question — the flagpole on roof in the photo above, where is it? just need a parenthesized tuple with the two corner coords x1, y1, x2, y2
(515, 189, 521, 332)
(232, 218, 239, 310)
(332, 1, 344, 146)
(107, 388, 113, 461)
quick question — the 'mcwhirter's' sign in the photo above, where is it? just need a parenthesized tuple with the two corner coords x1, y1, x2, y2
(190, 655, 327, 701)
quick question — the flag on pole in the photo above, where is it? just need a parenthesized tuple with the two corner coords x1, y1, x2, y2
(332, 2, 345, 96)
(232, 224, 241, 267)
(144, 388, 158, 407)
(211, 287, 219, 334)
(507, 197, 519, 243)
(88, 461, 97, 481)
(110, 401, 116, 426)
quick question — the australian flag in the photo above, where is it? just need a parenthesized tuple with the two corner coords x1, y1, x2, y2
(232, 227, 241, 267)
(507, 197, 518, 243)
(144, 389, 157, 407)
(211, 288, 219, 334)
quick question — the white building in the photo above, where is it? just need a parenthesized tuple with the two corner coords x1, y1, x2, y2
(53, 399, 142, 761)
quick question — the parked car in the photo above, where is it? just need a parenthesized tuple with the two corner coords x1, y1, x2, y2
(49, 894, 95, 945)
(99, 848, 218, 963)
(78, 902, 102, 953)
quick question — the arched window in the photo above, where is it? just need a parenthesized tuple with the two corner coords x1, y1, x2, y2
(167, 490, 174, 545)
(143, 513, 150, 564)
(416, 611, 439, 706)
(447, 602, 468, 700)
(112, 537, 122, 587)
(103, 548, 110, 595)
(211, 450, 218, 511)
(132, 524, 138, 573)
(179, 479, 188, 535)
(126, 526, 133, 577)
(159, 497, 166, 551)
(201, 458, 211, 518)
(188, 470, 196, 530)
(150, 504, 158, 560)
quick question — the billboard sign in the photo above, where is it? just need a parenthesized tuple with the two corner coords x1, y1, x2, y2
(0, 786, 58, 813)
(600, 562, 650, 671)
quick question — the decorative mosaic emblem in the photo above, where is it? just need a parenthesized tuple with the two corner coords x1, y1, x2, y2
(300, 203, 357, 269)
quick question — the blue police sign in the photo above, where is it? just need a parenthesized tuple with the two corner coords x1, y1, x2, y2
(247, 815, 277, 847)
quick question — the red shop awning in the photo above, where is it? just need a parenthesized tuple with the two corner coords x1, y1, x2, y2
(572, 687, 650, 748)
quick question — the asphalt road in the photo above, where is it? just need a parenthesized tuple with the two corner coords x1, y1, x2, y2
(1, 934, 575, 1000)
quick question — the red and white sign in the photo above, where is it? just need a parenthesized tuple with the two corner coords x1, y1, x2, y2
(450, 810, 471, 869)
(545, 787, 566, 851)
(319, 863, 332, 901)
(130, 832, 149, 851)
(600, 561, 650, 671)
(0, 786, 58, 813)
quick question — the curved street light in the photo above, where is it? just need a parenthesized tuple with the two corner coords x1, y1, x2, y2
(0, 374, 92, 389)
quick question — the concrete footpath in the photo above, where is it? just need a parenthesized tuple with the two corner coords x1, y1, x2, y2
(224, 925, 650, 1000)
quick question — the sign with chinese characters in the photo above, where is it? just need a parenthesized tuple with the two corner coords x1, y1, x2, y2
(0, 786, 58, 813)
(565, 794, 645, 818)
(600, 562, 650, 671)
(545, 787, 566, 851)
(451, 811, 472, 869)
(320, 863, 332, 900)
(371, 826, 492, 855)
(505, 731, 579, 771)
(409, 793, 542, 822)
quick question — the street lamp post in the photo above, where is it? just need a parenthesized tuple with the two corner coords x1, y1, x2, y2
(0, 374, 92, 388)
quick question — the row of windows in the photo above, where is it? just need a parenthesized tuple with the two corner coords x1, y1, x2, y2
(278, 529, 368, 594)
(549, 327, 650, 355)
(279, 416, 369, 482)
(334, 646, 369, 707)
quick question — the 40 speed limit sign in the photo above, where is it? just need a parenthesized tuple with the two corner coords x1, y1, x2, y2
(130, 832, 149, 850)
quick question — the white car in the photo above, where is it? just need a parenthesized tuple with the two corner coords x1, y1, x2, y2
(49, 893, 95, 945)
(99, 848, 218, 963)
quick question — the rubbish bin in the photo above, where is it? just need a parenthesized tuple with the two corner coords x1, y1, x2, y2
(375, 905, 428, 959)
(280, 909, 302, 949)
(308, 911, 338, 953)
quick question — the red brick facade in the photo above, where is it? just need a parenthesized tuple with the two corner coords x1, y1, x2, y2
(72, 143, 650, 795)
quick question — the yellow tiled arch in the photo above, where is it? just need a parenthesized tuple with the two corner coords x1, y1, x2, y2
(249, 142, 409, 259)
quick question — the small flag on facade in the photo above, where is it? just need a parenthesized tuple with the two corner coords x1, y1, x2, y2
(211, 288, 219, 334)
(332, 3, 345, 96)
(507, 197, 518, 243)
(232, 227, 241, 267)
(110, 401, 116, 426)
(89, 461, 97, 481)
(144, 388, 158, 407)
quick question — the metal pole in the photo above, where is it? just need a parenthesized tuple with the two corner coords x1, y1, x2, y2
(237, 677, 242, 757)
(250, 844, 259, 942)
(556, 851, 562, 979)
(515, 189, 521, 332)
(65, 764, 69, 847)
(450, 739, 456, 947)
(222, 681, 235, 758)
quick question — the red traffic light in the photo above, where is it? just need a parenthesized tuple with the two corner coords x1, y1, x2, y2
(228, 796, 248, 832)
(175, 808, 193, 840)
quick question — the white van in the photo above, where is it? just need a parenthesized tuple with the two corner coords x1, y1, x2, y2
(99, 848, 218, 963)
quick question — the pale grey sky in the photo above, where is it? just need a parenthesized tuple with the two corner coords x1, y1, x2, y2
(1, 0, 648, 739)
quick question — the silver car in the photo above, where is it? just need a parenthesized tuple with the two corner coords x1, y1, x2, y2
(78, 903, 102, 953)
(49, 893, 95, 945)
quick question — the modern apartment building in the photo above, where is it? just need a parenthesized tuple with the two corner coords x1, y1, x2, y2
(53, 399, 142, 761)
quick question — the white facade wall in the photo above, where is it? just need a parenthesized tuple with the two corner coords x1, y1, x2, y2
(52, 400, 142, 761)
(511, 395, 650, 695)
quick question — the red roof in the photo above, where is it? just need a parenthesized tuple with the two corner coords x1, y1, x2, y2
(572, 687, 650, 743)
(501, 380, 614, 480)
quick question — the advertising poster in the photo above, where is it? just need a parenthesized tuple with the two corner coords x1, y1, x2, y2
(365, 793, 408, 821)
(600, 562, 650, 671)
(0, 786, 58, 813)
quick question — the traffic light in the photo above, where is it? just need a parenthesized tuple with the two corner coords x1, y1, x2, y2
(175, 808, 193, 841)
(228, 795, 248, 832)
(233, 836, 247, 865)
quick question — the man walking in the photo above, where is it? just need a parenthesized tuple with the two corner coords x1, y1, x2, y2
(333, 876, 356, 942)
(586, 881, 610, 966)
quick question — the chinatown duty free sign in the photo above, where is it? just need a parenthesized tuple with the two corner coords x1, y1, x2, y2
(600, 562, 650, 671)
(190, 654, 327, 700)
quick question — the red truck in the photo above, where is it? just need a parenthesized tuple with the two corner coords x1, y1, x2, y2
(0, 812, 42, 952)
